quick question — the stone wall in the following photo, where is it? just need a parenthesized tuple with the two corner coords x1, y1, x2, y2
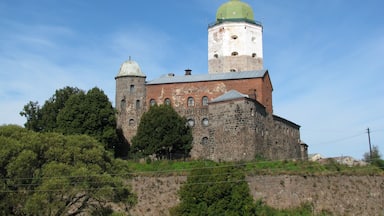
(127, 175, 384, 216)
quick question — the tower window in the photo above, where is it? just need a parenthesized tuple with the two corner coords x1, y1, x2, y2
(187, 97, 195, 107)
(150, 99, 156, 106)
(130, 85, 135, 93)
(202, 118, 209, 127)
(164, 98, 171, 105)
(231, 52, 238, 56)
(120, 98, 126, 110)
(202, 96, 209, 106)
(129, 119, 135, 126)
(231, 35, 238, 40)
(252, 53, 257, 58)
(214, 54, 218, 58)
(187, 119, 195, 127)
(136, 100, 140, 109)
(202, 137, 208, 145)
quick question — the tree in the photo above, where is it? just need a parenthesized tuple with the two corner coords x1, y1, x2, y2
(20, 86, 121, 155)
(130, 104, 192, 159)
(56, 87, 118, 150)
(0, 125, 137, 215)
(363, 145, 384, 170)
(20, 87, 81, 132)
(19, 101, 42, 131)
(170, 165, 262, 215)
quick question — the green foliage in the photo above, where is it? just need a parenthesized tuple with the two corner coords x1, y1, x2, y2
(131, 104, 193, 159)
(170, 165, 259, 215)
(20, 86, 122, 155)
(363, 145, 384, 170)
(0, 125, 137, 215)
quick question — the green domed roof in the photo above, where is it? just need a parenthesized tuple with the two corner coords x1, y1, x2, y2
(216, 0, 254, 21)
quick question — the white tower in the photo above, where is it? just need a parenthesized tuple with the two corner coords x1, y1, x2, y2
(208, 0, 263, 74)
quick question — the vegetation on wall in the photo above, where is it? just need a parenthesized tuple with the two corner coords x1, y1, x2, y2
(130, 104, 193, 160)
(0, 125, 136, 215)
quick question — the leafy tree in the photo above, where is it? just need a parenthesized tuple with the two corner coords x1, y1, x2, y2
(0, 125, 137, 215)
(20, 87, 81, 132)
(170, 165, 261, 215)
(130, 104, 192, 159)
(39, 86, 82, 132)
(56, 87, 118, 150)
(20, 86, 123, 155)
(363, 145, 384, 170)
(19, 101, 42, 131)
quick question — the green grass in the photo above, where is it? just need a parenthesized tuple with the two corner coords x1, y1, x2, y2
(125, 158, 384, 176)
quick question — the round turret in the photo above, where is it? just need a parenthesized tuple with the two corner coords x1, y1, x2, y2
(116, 59, 146, 78)
(216, 0, 254, 22)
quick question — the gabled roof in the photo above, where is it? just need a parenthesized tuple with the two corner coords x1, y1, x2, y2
(210, 90, 249, 103)
(146, 70, 267, 85)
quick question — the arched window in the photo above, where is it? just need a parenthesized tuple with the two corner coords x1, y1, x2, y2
(129, 119, 135, 126)
(187, 97, 195, 107)
(164, 98, 171, 105)
(136, 100, 140, 109)
(150, 99, 156, 106)
(202, 118, 209, 127)
(202, 96, 209, 106)
(202, 137, 208, 145)
(130, 85, 135, 93)
(187, 119, 195, 127)
(120, 98, 126, 110)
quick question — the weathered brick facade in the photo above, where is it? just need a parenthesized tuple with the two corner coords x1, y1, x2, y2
(114, 0, 308, 161)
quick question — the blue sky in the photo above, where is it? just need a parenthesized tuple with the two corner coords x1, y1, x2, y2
(1, 0, 383, 160)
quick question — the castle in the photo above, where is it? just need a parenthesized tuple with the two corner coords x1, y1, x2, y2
(115, 0, 308, 161)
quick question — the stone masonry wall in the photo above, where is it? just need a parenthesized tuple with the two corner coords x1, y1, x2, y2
(128, 175, 384, 216)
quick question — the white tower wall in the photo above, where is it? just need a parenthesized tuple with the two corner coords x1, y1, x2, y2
(208, 22, 263, 73)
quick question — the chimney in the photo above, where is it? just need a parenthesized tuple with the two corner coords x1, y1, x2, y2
(185, 69, 192, 76)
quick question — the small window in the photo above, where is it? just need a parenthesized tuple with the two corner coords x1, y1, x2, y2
(202, 118, 209, 127)
(187, 97, 195, 107)
(150, 99, 156, 106)
(120, 98, 126, 110)
(164, 98, 171, 105)
(130, 85, 135, 93)
(202, 137, 208, 145)
(230, 69, 237, 72)
(129, 119, 135, 126)
(231, 51, 238, 56)
(202, 96, 209, 106)
(252, 53, 257, 58)
(231, 35, 238, 40)
(213, 54, 218, 58)
(136, 100, 140, 109)
(187, 119, 195, 127)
